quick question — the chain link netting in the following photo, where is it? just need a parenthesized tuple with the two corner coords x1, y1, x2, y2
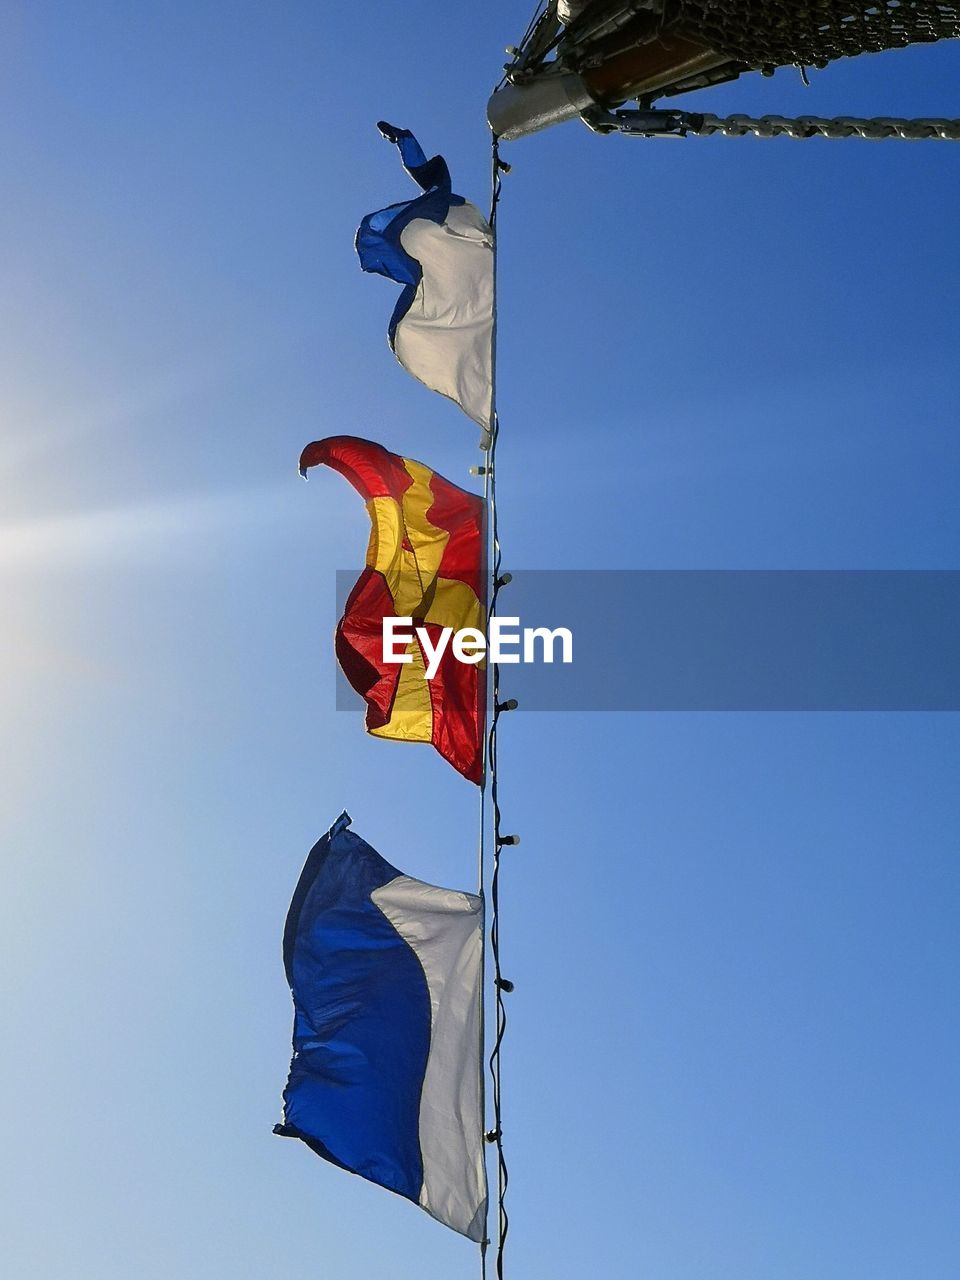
(673, 1, 960, 70)
(583, 105, 960, 137)
(694, 112, 960, 138)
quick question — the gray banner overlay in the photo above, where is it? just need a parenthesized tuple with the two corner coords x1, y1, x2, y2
(335, 571, 960, 711)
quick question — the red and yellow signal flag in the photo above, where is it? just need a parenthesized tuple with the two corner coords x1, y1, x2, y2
(299, 435, 485, 783)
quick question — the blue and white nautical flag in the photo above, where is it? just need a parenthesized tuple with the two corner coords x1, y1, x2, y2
(356, 123, 494, 446)
(275, 812, 487, 1242)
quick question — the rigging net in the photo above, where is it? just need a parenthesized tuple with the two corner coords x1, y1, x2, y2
(671, 1, 960, 75)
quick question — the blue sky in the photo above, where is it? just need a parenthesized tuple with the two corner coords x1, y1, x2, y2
(1, 4, 958, 1277)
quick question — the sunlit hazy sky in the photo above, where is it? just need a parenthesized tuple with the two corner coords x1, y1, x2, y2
(2, 5, 959, 1279)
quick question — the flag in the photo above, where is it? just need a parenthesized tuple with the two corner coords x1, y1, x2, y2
(300, 434, 485, 784)
(275, 812, 487, 1243)
(356, 122, 494, 446)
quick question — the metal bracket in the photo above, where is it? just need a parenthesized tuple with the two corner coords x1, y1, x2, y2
(581, 106, 698, 137)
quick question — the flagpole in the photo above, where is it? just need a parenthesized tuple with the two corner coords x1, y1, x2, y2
(481, 129, 510, 1280)
(478, 430, 491, 1280)
(478, 455, 488, 1280)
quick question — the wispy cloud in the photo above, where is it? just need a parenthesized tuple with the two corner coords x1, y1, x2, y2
(0, 347, 243, 478)
(0, 483, 301, 570)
